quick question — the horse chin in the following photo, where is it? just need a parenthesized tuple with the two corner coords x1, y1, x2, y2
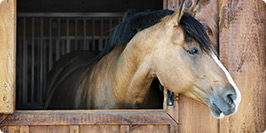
(211, 110, 225, 119)
(209, 102, 235, 119)
(209, 103, 225, 119)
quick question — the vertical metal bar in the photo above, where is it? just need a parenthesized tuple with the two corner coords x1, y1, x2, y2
(18, 38, 23, 104)
(83, 18, 86, 50)
(56, 18, 60, 61)
(31, 18, 35, 104)
(66, 17, 70, 53)
(22, 17, 28, 104)
(109, 18, 112, 42)
(92, 18, 95, 51)
(75, 18, 78, 51)
(100, 19, 104, 50)
(49, 17, 52, 71)
(40, 17, 43, 104)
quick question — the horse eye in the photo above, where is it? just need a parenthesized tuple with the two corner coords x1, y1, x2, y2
(187, 47, 200, 55)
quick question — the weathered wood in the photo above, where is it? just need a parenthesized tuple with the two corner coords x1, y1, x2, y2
(0, 126, 20, 133)
(0, 0, 16, 114)
(0, 114, 9, 124)
(219, 0, 266, 132)
(29, 126, 70, 133)
(80, 125, 119, 133)
(164, 0, 219, 132)
(19, 126, 29, 133)
(69, 125, 79, 133)
(179, 95, 218, 132)
(129, 125, 169, 133)
(0, 110, 177, 126)
(120, 125, 129, 133)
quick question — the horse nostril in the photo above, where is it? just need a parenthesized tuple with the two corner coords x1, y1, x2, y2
(223, 88, 236, 105)
(227, 94, 234, 104)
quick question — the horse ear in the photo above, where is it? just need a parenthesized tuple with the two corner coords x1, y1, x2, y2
(187, 0, 200, 17)
(168, 0, 186, 26)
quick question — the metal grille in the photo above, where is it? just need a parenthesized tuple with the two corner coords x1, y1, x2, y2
(16, 13, 123, 109)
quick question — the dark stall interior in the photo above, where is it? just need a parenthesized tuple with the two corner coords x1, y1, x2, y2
(16, 0, 163, 109)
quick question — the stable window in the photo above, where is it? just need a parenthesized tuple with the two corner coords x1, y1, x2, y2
(15, 0, 164, 110)
(0, 0, 179, 132)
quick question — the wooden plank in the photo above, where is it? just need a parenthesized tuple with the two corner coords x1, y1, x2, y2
(120, 125, 129, 133)
(70, 125, 79, 133)
(0, 0, 16, 114)
(219, 0, 266, 132)
(0, 126, 20, 133)
(0, 114, 9, 124)
(179, 95, 218, 133)
(164, 0, 219, 132)
(29, 126, 70, 133)
(80, 125, 119, 133)
(130, 125, 170, 133)
(19, 126, 29, 133)
(0, 110, 177, 126)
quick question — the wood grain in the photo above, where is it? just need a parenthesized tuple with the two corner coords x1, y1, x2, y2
(80, 125, 119, 133)
(0, 110, 177, 126)
(179, 94, 218, 132)
(0, 0, 16, 114)
(0, 114, 9, 124)
(29, 126, 70, 133)
(130, 125, 169, 133)
(69, 125, 79, 133)
(19, 126, 29, 133)
(120, 125, 129, 133)
(0, 126, 20, 133)
(219, 0, 266, 132)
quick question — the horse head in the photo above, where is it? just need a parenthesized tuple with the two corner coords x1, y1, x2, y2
(136, 0, 242, 118)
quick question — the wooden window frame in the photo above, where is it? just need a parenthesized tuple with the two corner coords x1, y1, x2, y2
(0, 1, 179, 132)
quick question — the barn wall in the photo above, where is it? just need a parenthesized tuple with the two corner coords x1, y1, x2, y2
(219, 0, 266, 132)
(165, 0, 266, 132)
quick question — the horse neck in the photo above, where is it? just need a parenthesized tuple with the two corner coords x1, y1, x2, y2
(110, 34, 158, 108)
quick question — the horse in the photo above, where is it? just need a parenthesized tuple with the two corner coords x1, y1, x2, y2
(44, 0, 241, 119)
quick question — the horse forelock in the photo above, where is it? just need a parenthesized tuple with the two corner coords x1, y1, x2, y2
(180, 12, 212, 53)
(96, 10, 213, 61)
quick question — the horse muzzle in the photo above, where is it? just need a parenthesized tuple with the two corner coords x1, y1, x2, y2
(209, 84, 240, 119)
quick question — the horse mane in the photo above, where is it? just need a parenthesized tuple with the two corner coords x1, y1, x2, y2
(96, 9, 212, 61)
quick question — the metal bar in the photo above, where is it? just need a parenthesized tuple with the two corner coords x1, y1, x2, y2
(83, 18, 86, 49)
(31, 18, 35, 104)
(75, 18, 78, 51)
(100, 19, 104, 50)
(56, 18, 60, 61)
(92, 18, 95, 51)
(49, 17, 52, 71)
(62, 39, 65, 55)
(18, 12, 124, 18)
(22, 17, 28, 104)
(40, 17, 44, 104)
(66, 17, 70, 53)
(18, 39, 23, 104)
(108, 18, 113, 44)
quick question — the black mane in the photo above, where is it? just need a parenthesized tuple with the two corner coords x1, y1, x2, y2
(96, 9, 211, 61)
